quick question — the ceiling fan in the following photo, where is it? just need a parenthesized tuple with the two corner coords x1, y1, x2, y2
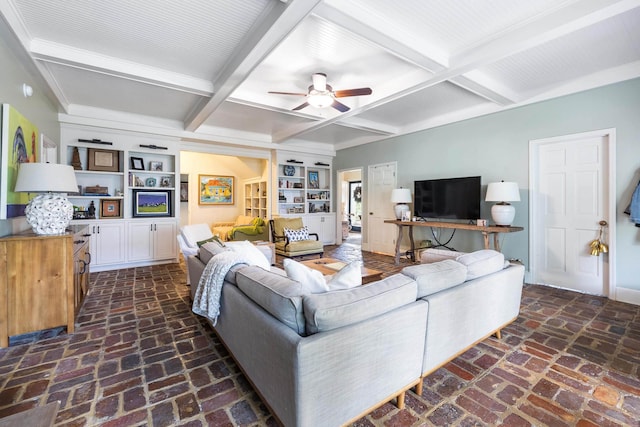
(268, 73, 372, 112)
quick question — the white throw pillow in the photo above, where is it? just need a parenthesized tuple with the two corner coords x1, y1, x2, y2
(225, 240, 271, 270)
(284, 226, 310, 242)
(283, 259, 329, 293)
(326, 261, 362, 290)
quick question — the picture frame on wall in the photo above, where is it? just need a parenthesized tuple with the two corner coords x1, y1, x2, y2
(100, 198, 122, 218)
(132, 190, 172, 217)
(198, 175, 234, 205)
(1, 104, 40, 219)
(180, 182, 188, 202)
(88, 148, 120, 172)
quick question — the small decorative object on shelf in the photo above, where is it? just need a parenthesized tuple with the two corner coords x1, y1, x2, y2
(160, 176, 172, 187)
(145, 177, 156, 187)
(283, 165, 295, 176)
(84, 185, 109, 195)
(71, 147, 82, 170)
(87, 201, 96, 218)
(149, 161, 163, 171)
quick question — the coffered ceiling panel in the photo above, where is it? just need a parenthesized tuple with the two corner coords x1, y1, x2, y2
(2, 0, 639, 152)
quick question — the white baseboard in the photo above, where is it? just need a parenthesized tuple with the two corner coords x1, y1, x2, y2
(615, 287, 640, 306)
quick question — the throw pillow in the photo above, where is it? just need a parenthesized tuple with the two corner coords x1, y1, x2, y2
(197, 235, 225, 247)
(199, 241, 231, 264)
(283, 259, 329, 293)
(284, 226, 310, 242)
(326, 261, 362, 290)
(225, 240, 271, 270)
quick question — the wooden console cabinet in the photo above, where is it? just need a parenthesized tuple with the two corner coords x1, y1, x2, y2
(0, 226, 90, 347)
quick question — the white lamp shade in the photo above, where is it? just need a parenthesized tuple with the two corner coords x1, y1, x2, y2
(15, 163, 78, 193)
(390, 188, 412, 203)
(485, 182, 520, 202)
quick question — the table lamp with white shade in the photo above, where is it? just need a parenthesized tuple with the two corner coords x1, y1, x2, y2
(14, 163, 79, 235)
(391, 188, 412, 220)
(485, 181, 520, 226)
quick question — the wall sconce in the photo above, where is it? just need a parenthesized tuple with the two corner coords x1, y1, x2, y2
(22, 83, 33, 98)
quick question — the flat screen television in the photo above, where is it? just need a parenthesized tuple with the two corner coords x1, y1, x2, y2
(414, 176, 481, 220)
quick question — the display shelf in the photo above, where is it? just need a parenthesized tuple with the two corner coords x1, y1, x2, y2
(276, 160, 331, 216)
(244, 178, 268, 218)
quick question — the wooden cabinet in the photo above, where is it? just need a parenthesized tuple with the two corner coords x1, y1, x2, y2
(127, 220, 176, 262)
(72, 229, 91, 315)
(0, 226, 90, 347)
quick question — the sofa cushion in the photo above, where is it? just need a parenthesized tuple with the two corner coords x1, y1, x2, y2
(283, 258, 328, 293)
(326, 261, 362, 290)
(302, 274, 417, 334)
(455, 249, 506, 280)
(199, 241, 230, 265)
(236, 266, 308, 335)
(402, 259, 467, 298)
(181, 223, 214, 248)
(225, 240, 271, 270)
(420, 248, 466, 264)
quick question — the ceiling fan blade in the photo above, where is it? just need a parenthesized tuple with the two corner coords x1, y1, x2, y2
(268, 91, 307, 96)
(331, 100, 350, 112)
(334, 87, 372, 98)
(292, 102, 309, 111)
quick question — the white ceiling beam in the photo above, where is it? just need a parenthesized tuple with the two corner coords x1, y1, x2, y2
(314, 3, 446, 72)
(449, 74, 518, 106)
(183, 0, 322, 132)
(273, 0, 640, 143)
(450, 0, 640, 70)
(30, 39, 213, 96)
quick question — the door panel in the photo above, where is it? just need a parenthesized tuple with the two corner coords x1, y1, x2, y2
(533, 134, 609, 295)
(367, 163, 396, 255)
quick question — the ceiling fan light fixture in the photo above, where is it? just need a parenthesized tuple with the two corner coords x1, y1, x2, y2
(307, 92, 334, 108)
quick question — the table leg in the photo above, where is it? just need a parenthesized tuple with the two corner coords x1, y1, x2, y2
(408, 225, 415, 262)
(394, 224, 403, 265)
(482, 231, 490, 249)
(493, 233, 501, 252)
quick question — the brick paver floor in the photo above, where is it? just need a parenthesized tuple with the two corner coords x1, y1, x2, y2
(0, 240, 639, 426)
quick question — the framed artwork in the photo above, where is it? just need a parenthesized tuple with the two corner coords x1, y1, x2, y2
(308, 170, 319, 189)
(160, 176, 173, 187)
(1, 104, 39, 219)
(199, 175, 234, 205)
(132, 190, 172, 217)
(100, 198, 122, 218)
(149, 161, 163, 171)
(130, 156, 144, 170)
(180, 182, 188, 202)
(88, 148, 119, 172)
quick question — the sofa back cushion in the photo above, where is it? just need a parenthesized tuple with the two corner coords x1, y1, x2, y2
(455, 249, 506, 280)
(402, 259, 467, 298)
(302, 274, 417, 335)
(236, 266, 307, 335)
(272, 217, 304, 237)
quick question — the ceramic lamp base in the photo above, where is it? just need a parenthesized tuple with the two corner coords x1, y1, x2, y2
(25, 193, 74, 235)
(395, 203, 410, 220)
(491, 203, 515, 226)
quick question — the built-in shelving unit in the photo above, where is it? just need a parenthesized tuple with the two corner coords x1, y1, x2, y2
(60, 124, 179, 271)
(244, 178, 268, 218)
(275, 153, 335, 244)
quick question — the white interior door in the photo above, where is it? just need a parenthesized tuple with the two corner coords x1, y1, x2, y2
(366, 162, 396, 255)
(530, 130, 615, 296)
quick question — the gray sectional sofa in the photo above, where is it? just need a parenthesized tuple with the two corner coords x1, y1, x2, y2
(188, 245, 524, 427)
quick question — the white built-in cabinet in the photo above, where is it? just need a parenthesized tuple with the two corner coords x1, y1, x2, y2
(275, 153, 336, 244)
(60, 124, 179, 271)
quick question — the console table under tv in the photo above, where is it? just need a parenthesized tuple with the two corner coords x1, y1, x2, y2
(384, 219, 524, 265)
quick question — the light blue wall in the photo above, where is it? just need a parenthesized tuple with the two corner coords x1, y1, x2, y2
(0, 20, 60, 237)
(335, 78, 640, 291)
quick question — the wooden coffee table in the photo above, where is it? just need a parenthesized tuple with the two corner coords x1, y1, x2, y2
(300, 257, 383, 285)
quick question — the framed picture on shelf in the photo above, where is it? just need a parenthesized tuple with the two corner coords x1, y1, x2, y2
(198, 175, 234, 205)
(130, 156, 144, 170)
(132, 190, 172, 217)
(100, 199, 122, 218)
(88, 148, 119, 172)
(308, 170, 319, 189)
(149, 161, 163, 171)
(293, 196, 303, 203)
(160, 176, 173, 187)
